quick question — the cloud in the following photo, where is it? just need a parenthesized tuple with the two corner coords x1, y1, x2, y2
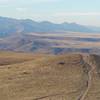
(30, 0, 58, 3)
(0, 0, 58, 4)
(0, 0, 59, 7)
(0, 0, 17, 5)
(0, 0, 13, 4)
(16, 8, 27, 12)
(54, 12, 100, 16)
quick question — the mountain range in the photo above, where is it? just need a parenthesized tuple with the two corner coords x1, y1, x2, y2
(0, 16, 100, 37)
(0, 16, 100, 54)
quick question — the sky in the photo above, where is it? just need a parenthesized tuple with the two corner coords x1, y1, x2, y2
(0, 0, 100, 26)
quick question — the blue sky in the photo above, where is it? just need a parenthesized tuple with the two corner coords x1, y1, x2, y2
(0, 0, 100, 26)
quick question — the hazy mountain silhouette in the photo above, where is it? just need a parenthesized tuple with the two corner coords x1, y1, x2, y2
(0, 16, 99, 37)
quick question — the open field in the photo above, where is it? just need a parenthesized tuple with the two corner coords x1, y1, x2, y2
(0, 52, 100, 100)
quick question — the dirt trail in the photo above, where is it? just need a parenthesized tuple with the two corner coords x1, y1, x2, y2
(33, 54, 97, 100)
(78, 54, 96, 100)
(33, 92, 64, 100)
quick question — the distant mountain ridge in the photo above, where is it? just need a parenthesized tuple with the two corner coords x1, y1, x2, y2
(0, 16, 99, 37)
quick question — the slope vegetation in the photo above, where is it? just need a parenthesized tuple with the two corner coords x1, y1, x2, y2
(0, 52, 100, 100)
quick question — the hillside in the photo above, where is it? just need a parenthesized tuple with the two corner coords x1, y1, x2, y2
(0, 52, 100, 100)
(0, 16, 100, 54)
(0, 32, 100, 54)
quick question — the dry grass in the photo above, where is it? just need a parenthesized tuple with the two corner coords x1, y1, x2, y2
(0, 51, 47, 66)
(0, 52, 100, 100)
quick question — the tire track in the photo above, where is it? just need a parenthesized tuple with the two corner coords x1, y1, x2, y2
(78, 54, 96, 100)
(32, 90, 78, 100)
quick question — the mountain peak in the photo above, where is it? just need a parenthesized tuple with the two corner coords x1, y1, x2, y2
(0, 16, 99, 35)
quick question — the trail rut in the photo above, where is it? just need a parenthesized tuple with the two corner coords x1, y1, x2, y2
(78, 54, 96, 100)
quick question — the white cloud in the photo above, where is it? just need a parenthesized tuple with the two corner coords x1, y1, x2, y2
(0, 0, 58, 4)
(0, 0, 17, 5)
(16, 8, 27, 12)
(0, 0, 59, 7)
(30, 0, 58, 3)
(0, 0, 12, 3)
(54, 12, 100, 16)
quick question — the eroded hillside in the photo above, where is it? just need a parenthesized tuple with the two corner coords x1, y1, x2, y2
(0, 52, 100, 100)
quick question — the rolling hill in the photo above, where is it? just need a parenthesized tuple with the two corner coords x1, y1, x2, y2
(0, 52, 100, 100)
(0, 16, 100, 54)
(0, 32, 100, 54)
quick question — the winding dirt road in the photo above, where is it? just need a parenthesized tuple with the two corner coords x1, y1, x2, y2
(78, 54, 96, 100)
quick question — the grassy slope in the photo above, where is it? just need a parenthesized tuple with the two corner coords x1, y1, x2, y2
(0, 52, 100, 100)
